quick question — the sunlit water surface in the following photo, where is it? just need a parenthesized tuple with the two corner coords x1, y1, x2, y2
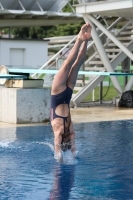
(0, 120, 133, 200)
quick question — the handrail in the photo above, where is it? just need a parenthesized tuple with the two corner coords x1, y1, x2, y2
(31, 14, 101, 78)
(31, 35, 77, 78)
(88, 14, 133, 61)
(85, 16, 122, 65)
(32, 16, 122, 79)
(86, 19, 131, 66)
(73, 0, 123, 5)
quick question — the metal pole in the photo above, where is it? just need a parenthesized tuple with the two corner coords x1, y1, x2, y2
(99, 81, 103, 104)
(83, 14, 123, 94)
(92, 89, 95, 102)
(122, 57, 130, 88)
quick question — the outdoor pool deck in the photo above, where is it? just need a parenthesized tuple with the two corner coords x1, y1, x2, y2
(71, 106, 133, 123)
(0, 106, 133, 128)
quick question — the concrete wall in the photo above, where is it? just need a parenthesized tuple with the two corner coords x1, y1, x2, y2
(0, 87, 51, 123)
(0, 39, 48, 68)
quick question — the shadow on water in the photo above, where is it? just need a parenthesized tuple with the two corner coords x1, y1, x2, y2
(49, 164, 75, 200)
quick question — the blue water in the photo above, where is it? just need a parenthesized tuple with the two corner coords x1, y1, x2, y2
(0, 120, 133, 200)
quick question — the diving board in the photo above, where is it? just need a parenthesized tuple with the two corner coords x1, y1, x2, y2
(0, 74, 27, 79)
(7, 69, 133, 76)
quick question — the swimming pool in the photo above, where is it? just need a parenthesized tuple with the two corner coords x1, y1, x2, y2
(0, 120, 133, 200)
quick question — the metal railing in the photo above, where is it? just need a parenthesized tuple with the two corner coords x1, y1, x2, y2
(31, 16, 122, 79)
(73, 0, 117, 5)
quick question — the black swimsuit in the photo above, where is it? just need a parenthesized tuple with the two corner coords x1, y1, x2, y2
(50, 86, 73, 132)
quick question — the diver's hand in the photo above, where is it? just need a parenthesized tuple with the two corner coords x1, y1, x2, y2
(54, 151, 63, 163)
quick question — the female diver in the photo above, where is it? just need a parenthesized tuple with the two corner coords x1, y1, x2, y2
(50, 22, 92, 159)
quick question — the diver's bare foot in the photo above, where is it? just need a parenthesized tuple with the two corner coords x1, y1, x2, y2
(77, 22, 92, 41)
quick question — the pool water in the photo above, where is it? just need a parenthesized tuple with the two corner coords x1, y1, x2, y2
(0, 120, 133, 200)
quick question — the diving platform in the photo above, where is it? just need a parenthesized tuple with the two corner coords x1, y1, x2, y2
(63, 0, 133, 107)
(0, 66, 50, 124)
(0, 87, 50, 124)
(0, 74, 27, 79)
(0, 0, 83, 27)
(75, 0, 133, 18)
(1, 68, 133, 78)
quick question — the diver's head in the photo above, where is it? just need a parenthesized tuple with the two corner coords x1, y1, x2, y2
(60, 113, 72, 151)
(61, 134, 72, 151)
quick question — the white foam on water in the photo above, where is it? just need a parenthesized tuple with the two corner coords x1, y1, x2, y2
(55, 150, 78, 165)
(33, 141, 78, 165)
(62, 150, 78, 165)
(37, 142, 55, 152)
(0, 140, 14, 148)
(128, 121, 133, 124)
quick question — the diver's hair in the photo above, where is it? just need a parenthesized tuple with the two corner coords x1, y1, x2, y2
(61, 112, 72, 151)
(61, 142, 72, 151)
(61, 135, 72, 151)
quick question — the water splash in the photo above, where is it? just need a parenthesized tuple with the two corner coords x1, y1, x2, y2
(33, 141, 78, 165)
(38, 142, 54, 152)
(62, 150, 78, 165)
(55, 150, 78, 165)
(0, 140, 14, 148)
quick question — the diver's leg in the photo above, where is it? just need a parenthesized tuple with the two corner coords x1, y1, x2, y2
(67, 40, 88, 89)
(51, 23, 91, 95)
(51, 39, 82, 94)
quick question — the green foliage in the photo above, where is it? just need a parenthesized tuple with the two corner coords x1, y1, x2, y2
(12, 20, 84, 38)
(12, 27, 29, 38)
(62, 0, 74, 12)
(74, 86, 118, 102)
(12, 0, 84, 39)
(12, 27, 45, 39)
(52, 21, 84, 37)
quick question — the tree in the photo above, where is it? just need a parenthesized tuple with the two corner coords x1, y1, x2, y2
(12, 27, 29, 38)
